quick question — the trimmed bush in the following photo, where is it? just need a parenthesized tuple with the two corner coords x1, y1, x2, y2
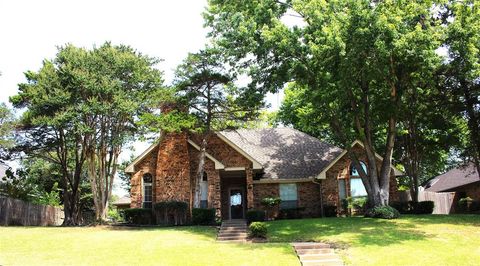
(391, 201, 410, 214)
(192, 208, 216, 225)
(365, 206, 400, 219)
(249, 222, 267, 238)
(323, 205, 337, 217)
(123, 208, 153, 225)
(279, 207, 305, 219)
(412, 201, 434, 214)
(154, 200, 188, 226)
(246, 210, 265, 223)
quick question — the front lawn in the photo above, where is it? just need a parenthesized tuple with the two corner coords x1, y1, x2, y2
(267, 214, 480, 266)
(0, 226, 298, 266)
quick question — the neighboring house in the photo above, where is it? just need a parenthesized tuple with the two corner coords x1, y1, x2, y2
(112, 196, 131, 210)
(125, 128, 402, 220)
(424, 164, 480, 204)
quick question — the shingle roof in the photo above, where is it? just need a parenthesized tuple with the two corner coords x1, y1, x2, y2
(218, 128, 343, 179)
(424, 164, 480, 192)
(113, 196, 131, 206)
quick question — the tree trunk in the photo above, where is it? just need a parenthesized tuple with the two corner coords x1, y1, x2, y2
(193, 136, 207, 208)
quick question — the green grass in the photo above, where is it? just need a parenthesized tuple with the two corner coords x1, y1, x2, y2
(266, 215, 480, 266)
(1, 215, 479, 266)
(0, 226, 298, 266)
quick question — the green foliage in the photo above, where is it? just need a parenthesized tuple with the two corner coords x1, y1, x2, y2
(0, 103, 15, 161)
(248, 222, 267, 238)
(391, 201, 434, 214)
(154, 201, 189, 226)
(278, 207, 304, 219)
(323, 205, 337, 217)
(260, 197, 281, 208)
(365, 206, 400, 219)
(33, 182, 61, 206)
(107, 208, 124, 223)
(191, 208, 216, 225)
(123, 208, 153, 225)
(411, 201, 434, 215)
(246, 210, 265, 224)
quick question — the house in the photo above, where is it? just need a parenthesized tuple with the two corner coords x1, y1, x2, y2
(424, 164, 480, 205)
(112, 196, 131, 210)
(125, 128, 402, 220)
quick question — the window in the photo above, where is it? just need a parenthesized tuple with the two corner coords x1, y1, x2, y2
(200, 172, 208, 208)
(279, 183, 297, 209)
(350, 178, 367, 197)
(350, 161, 368, 177)
(143, 173, 153, 209)
(349, 161, 368, 197)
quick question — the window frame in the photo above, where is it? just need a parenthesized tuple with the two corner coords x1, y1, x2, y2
(142, 173, 153, 209)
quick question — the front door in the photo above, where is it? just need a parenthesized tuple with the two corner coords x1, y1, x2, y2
(230, 189, 244, 219)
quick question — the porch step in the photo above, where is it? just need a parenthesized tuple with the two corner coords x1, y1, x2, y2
(217, 220, 248, 243)
(292, 242, 344, 266)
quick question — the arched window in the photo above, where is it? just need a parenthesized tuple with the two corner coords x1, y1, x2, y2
(143, 173, 153, 209)
(350, 161, 368, 176)
(200, 171, 208, 208)
(349, 162, 368, 197)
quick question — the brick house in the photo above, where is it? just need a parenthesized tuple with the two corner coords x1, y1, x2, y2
(125, 128, 402, 220)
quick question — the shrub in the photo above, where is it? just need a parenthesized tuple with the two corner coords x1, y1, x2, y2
(391, 201, 410, 214)
(365, 206, 400, 219)
(154, 201, 189, 226)
(192, 208, 216, 225)
(108, 208, 124, 223)
(412, 201, 434, 214)
(249, 222, 267, 238)
(323, 205, 337, 217)
(246, 210, 265, 223)
(279, 207, 305, 219)
(123, 208, 153, 225)
(261, 197, 282, 207)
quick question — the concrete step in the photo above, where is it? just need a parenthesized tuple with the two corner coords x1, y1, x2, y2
(217, 236, 247, 241)
(299, 254, 341, 261)
(217, 239, 246, 243)
(301, 259, 343, 266)
(218, 232, 248, 238)
(220, 226, 247, 231)
(220, 227, 247, 232)
(218, 232, 247, 236)
(293, 243, 331, 249)
(296, 248, 334, 255)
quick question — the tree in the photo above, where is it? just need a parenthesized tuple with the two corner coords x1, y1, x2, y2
(440, 0, 480, 176)
(11, 43, 163, 223)
(0, 103, 16, 162)
(206, 0, 443, 207)
(174, 48, 263, 208)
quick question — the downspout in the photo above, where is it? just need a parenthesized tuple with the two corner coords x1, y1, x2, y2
(312, 179, 324, 218)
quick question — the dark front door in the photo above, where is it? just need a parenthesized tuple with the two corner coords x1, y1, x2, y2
(230, 189, 244, 219)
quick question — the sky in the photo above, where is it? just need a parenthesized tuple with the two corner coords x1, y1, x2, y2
(0, 0, 284, 195)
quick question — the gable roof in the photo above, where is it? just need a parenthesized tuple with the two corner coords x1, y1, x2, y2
(218, 128, 343, 179)
(424, 163, 479, 192)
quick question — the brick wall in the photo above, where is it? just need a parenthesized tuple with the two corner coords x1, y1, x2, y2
(130, 146, 158, 208)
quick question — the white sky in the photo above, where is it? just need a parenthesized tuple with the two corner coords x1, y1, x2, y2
(0, 0, 284, 195)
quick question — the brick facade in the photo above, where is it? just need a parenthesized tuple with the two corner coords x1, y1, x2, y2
(129, 133, 400, 219)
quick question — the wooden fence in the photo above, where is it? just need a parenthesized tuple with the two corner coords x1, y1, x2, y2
(0, 196, 64, 226)
(418, 191, 456, 215)
(399, 190, 456, 214)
